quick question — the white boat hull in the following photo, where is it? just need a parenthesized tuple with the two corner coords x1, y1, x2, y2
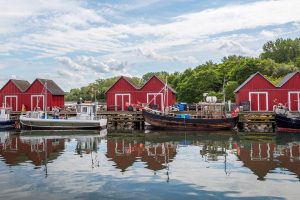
(20, 115, 107, 130)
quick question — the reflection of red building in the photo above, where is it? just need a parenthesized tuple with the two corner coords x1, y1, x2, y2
(141, 143, 177, 171)
(0, 136, 65, 166)
(236, 142, 300, 180)
(106, 139, 176, 172)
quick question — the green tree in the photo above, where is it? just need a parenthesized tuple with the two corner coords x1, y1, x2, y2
(260, 38, 300, 63)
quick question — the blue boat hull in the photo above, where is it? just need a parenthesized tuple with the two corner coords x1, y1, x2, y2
(0, 120, 15, 129)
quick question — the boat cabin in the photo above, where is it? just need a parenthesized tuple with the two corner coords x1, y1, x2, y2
(0, 104, 12, 121)
(76, 103, 97, 120)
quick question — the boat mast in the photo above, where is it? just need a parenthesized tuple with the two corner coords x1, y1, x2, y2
(45, 80, 48, 119)
(166, 76, 168, 112)
(222, 76, 226, 116)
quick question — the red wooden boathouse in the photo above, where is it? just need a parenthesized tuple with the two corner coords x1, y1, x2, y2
(235, 72, 300, 112)
(105, 75, 176, 111)
(25, 78, 65, 111)
(0, 78, 65, 111)
(0, 79, 30, 111)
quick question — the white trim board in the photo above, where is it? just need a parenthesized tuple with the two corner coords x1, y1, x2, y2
(31, 95, 45, 111)
(4, 95, 18, 111)
(115, 93, 131, 111)
(147, 93, 164, 111)
(288, 91, 300, 111)
(249, 92, 268, 111)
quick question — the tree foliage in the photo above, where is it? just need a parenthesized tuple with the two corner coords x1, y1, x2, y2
(260, 38, 300, 64)
(66, 38, 299, 103)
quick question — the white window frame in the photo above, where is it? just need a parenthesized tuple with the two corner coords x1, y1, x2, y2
(115, 93, 131, 111)
(147, 93, 164, 111)
(288, 91, 300, 112)
(4, 95, 18, 111)
(31, 95, 45, 111)
(249, 92, 268, 111)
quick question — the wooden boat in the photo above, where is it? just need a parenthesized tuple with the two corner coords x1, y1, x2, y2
(20, 103, 107, 130)
(275, 114, 300, 133)
(142, 106, 239, 131)
(0, 105, 15, 130)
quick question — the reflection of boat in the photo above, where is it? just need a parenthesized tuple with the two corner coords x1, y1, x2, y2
(142, 107, 238, 131)
(20, 129, 107, 139)
(0, 106, 15, 130)
(20, 103, 107, 130)
(275, 114, 300, 133)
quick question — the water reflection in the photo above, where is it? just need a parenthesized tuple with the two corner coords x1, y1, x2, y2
(235, 138, 300, 180)
(106, 137, 176, 172)
(0, 130, 300, 199)
(0, 132, 64, 167)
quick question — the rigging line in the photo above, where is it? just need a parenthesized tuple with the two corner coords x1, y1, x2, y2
(145, 78, 169, 108)
(145, 85, 165, 106)
(35, 80, 48, 110)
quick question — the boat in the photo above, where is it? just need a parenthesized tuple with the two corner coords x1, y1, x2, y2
(275, 105, 300, 133)
(142, 104, 239, 131)
(20, 103, 107, 130)
(0, 105, 15, 130)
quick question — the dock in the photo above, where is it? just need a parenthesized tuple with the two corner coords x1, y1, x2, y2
(237, 112, 276, 133)
(9, 110, 279, 133)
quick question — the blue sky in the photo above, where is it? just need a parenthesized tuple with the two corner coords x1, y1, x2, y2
(0, 0, 300, 91)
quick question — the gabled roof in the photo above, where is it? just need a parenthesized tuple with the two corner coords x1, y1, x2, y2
(104, 76, 139, 94)
(123, 76, 140, 89)
(234, 72, 275, 93)
(141, 75, 177, 94)
(277, 72, 299, 87)
(105, 75, 177, 94)
(0, 79, 30, 92)
(36, 79, 65, 95)
(11, 79, 31, 92)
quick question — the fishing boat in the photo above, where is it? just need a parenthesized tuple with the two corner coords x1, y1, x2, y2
(0, 105, 15, 130)
(275, 105, 300, 133)
(143, 103, 239, 131)
(20, 103, 107, 130)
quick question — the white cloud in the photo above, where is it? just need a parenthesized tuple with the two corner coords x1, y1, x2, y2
(216, 40, 254, 56)
(10, 74, 17, 79)
(2, 0, 300, 57)
(1, 0, 300, 90)
(56, 56, 128, 74)
(137, 48, 198, 64)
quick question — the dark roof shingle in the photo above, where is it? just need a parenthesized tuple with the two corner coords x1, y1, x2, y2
(37, 79, 65, 95)
(277, 72, 298, 87)
(11, 79, 31, 92)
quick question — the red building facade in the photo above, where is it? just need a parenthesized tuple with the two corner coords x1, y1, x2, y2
(235, 72, 300, 112)
(105, 75, 176, 111)
(0, 78, 65, 111)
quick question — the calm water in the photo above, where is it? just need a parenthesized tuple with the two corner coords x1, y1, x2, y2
(0, 130, 300, 200)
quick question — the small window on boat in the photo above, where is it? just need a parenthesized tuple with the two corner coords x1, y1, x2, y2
(82, 106, 88, 113)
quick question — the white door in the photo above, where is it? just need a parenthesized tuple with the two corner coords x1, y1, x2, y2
(147, 93, 163, 110)
(4, 95, 18, 111)
(288, 92, 300, 112)
(31, 95, 45, 111)
(115, 94, 131, 111)
(249, 92, 268, 111)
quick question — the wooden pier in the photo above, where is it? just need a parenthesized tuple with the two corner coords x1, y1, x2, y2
(237, 112, 276, 133)
(10, 111, 279, 132)
(101, 111, 144, 130)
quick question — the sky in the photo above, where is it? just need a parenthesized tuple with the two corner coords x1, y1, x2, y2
(0, 0, 300, 92)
